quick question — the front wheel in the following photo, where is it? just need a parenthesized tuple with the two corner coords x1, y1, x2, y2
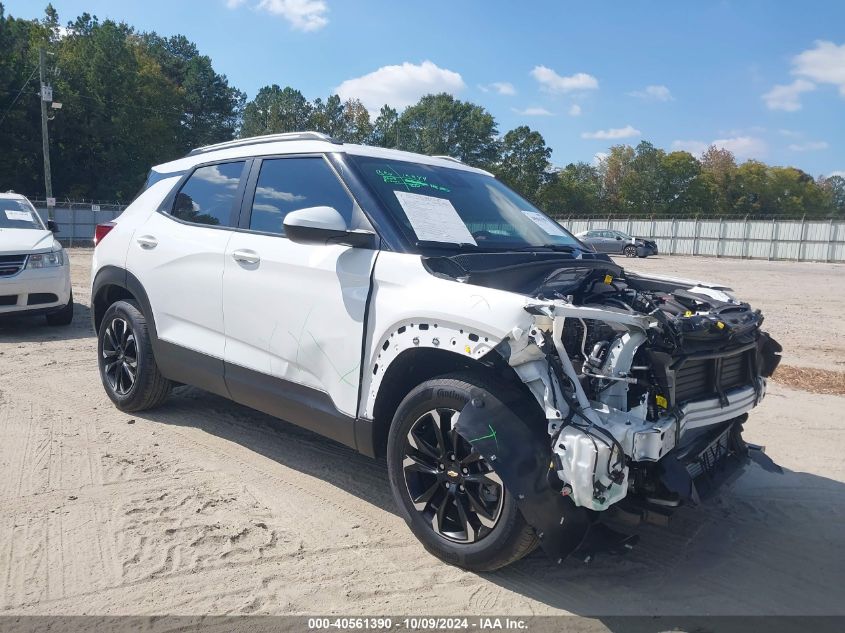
(97, 300, 172, 412)
(387, 374, 538, 571)
(624, 245, 638, 257)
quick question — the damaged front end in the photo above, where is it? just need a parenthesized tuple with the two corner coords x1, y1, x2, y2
(440, 254, 782, 562)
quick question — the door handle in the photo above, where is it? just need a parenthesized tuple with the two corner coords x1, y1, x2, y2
(232, 249, 260, 265)
(136, 235, 158, 249)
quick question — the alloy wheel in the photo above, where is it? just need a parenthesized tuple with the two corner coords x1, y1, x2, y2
(402, 408, 504, 543)
(102, 317, 138, 396)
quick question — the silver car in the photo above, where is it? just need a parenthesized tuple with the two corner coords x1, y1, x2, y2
(576, 229, 658, 257)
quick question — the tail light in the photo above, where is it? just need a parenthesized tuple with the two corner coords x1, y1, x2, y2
(94, 222, 116, 246)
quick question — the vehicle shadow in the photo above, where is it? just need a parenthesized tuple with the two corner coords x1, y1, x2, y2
(137, 386, 845, 619)
(0, 301, 93, 342)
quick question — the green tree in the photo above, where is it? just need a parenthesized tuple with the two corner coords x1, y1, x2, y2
(662, 150, 709, 215)
(309, 93, 345, 137)
(492, 125, 551, 203)
(398, 93, 499, 167)
(539, 162, 602, 217)
(700, 146, 738, 215)
(142, 33, 245, 148)
(619, 141, 667, 215)
(50, 15, 184, 199)
(0, 4, 51, 197)
(241, 85, 313, 137)
(818, 175, 845, 216)
(597, 145, 635, 213)
(342, 98, 372, 143)
(370, 104, 399, 147)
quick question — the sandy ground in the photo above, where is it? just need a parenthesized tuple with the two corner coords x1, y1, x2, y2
(613, 255, 845, 373)
(0, 249, 843, 617)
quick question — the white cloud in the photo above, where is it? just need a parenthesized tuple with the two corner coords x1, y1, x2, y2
(711, 137, 767, 159)
(672, 137, 767, 160)
(568, 104, 582, 116)
(490, 82, 516, 96)
(512, 106, 553, 116)
(592, 152, 608, 166)
(792, 40, 845, 97)
(762, 79, 815, 111)
(239, 0, 329, 31)
(827, 170, 845, 178)
(335, 61, 465, 113)
(762, 40, 845, 110)
(788, 140, 829, 151)
(531, 66, 598, 93)
(719, 137, 767, 158)
(581, 125, 641, 140)
(671, 139, 709, 155)
(628, 84, 674, 101)
(195, 165, 241, 188)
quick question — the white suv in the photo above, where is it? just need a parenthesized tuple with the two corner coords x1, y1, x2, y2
(91, 132, 781, 571)
(0, 193, 73, 326)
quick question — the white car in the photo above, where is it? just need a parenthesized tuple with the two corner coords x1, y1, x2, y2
(0, 193, 73, 326)
(90, 132, 781, 571)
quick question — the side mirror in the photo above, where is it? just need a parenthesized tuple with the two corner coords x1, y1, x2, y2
(283, 206, 376, 248)
(47, 219, 60, 234)
(615, 236, 622, 240)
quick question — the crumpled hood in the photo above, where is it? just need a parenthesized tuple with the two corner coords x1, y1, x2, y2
(0, 228, 54, 255)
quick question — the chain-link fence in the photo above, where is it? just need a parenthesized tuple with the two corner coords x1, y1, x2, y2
(559, 216, 845, 262)
(31, 200, 126, 247)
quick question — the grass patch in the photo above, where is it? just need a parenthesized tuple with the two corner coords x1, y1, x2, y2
(772, 365, 845, 396)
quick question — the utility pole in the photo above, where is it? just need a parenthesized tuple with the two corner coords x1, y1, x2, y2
(38, 47, 54, 219)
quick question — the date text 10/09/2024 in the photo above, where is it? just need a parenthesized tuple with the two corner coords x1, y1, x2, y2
(307, 617, 529, 630)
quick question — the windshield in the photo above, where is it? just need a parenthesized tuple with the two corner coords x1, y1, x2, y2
(0, 199, 45, 230)
(349, 156, 582, 253)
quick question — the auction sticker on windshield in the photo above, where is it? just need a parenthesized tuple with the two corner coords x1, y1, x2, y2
(394, 190, 477, 245)
(521, 209, 567, 236)
(4, 209, 33, 222)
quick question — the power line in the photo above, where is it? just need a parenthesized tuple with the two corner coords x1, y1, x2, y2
(0, 64, 39, 128)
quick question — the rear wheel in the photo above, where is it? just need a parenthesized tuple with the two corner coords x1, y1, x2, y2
(45, 291, 74, 326)
(624, 245, 638, 257)
(97, 300, 171, 412)
(387, 374, 538, 571)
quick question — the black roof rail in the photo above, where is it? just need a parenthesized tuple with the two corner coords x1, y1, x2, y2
(186, 131, 342, 157)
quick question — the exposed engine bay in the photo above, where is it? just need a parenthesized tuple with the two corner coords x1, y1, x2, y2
(426, 251, 782, 520)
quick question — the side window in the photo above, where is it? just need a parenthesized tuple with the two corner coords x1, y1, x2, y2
(170, 161, 245, 227)
(249, 157, 355, 235)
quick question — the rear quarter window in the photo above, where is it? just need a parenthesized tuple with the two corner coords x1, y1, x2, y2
(169, 161, 246, 227)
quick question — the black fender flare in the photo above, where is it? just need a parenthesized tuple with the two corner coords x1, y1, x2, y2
(457, 389, 590, 562)
(91, 266, 159, 344)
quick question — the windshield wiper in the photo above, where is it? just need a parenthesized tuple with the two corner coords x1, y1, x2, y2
(502, 244, 577, 253)
(415, 240, 481, 251)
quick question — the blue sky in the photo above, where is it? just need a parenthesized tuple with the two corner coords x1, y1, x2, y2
(6, 0, 844, 176)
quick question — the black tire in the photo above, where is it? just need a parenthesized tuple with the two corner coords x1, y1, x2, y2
(623, 245, 638, 258)
(45, 291, 74, 326)
(97, 300, 172, 412)
(387, 373, 538, 572)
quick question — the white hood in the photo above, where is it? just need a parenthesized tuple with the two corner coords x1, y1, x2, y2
(0, 228, 55, 255)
